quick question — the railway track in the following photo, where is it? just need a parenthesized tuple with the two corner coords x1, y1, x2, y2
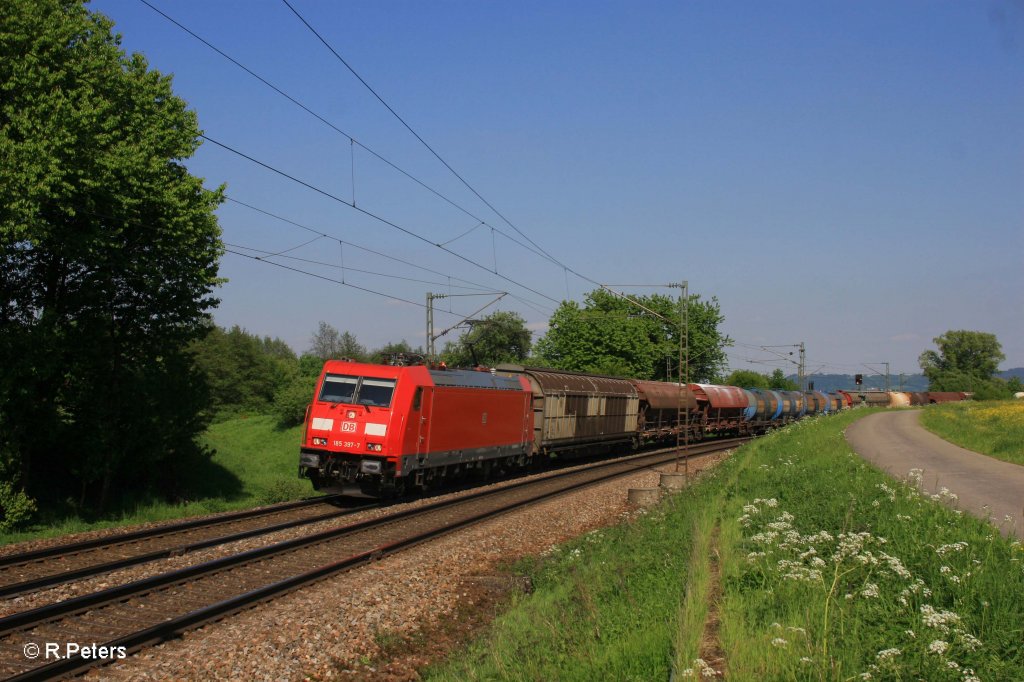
(0, 495, 372, 600)
(0, 438, 746, 681)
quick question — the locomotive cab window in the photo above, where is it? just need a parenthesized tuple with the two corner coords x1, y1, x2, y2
(319, 374, 358, 403)
(357, 378, 397, 407)
(318, 374, 396, 408)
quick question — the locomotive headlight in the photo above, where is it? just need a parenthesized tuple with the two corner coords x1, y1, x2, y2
(312, 437, 327, 446)
(346, 410, 356, 419)
(366, 443, 383, 452)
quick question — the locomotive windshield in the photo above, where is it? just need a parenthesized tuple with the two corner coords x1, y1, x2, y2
(318, 374, 396, 408)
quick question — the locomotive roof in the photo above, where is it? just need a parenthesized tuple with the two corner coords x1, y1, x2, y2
(428, 368, 523, 391)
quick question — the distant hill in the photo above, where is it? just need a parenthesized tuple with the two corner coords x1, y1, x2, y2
(999, 368, 1024, 381)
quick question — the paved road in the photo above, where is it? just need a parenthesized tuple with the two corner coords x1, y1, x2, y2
(846, 410, 1024, 538)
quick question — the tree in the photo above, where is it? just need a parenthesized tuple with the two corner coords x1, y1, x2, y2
(0, 0, 223, 511)
(309, 321, 366, 362)
(191, 325, 295, 417)
(768, 369, 799, 391)
(919, 330, 1005, 381)
(919, 331, 1007, 395)
(441, 311, 532, 368)
(724, 370, 770, 389)
(533, 289, 730, 381)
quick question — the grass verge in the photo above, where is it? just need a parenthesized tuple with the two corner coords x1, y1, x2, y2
(424, 481, 715, 680)
(1, 415, 311, 546)
(919, 400, 1024, 466)
(426, 410, 1024, 681)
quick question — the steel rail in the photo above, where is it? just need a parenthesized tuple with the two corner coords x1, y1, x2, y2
(0, 437, 747, 681)
(0, 495, 345, 568)
(0, 502, 374, 599)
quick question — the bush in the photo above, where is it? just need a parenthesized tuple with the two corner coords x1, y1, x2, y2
(272, 374, 317, 427)
(0, 481, 37, 532)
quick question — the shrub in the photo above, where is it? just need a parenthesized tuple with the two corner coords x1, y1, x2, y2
(0, 481, 37, 532)
(272, 374, 317, 427)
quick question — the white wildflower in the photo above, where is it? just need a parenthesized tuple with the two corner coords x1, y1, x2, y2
(771, 637, 788, 648)
(876, 648, 901, 660)
(928, 639, 949, 655)
(936, 542, 969, 556)
(921, 605, 961, 634)
(959, 633, 982, 651)
(861, 582, 880, 598)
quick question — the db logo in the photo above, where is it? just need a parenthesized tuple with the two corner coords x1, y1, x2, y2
(341, 422, 357, 433)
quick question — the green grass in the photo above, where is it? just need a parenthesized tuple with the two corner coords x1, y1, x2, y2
(425, 479, 722, 680)
(919, 400, 1024, 466)
(426, 411, 1024, 681)
(0, 415, 313, 546)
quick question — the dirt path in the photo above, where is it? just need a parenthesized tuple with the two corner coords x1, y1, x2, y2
(697, 522, 727, 678)
(846, 410, 1024, 537)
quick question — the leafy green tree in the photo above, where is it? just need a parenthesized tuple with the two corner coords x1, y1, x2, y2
(441, 311, 532, 368)
(725, 370, 770, 389)
(919, 330, 1007, 393)
(191, 325, 295, 418)
(0, 0, 223, 510)
(768, 369, 799, 391)
(926, 369, 1013, 400)
(533, 289, 730, 381)
(272, 352, 323, 427)
(309, 321, 367, 362)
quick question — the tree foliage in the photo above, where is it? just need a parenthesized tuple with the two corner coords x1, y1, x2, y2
(724, 370, 771, 389)
(0, 0, 223, 512)
(441, 311, 532, 368)
(191, 325, 296, 418)
(533, 289, 730, 381)
(919, 330, 1011, 397)
(768, 369, 799, 391)
(309, 321, 367, 362)
(919, 330, 1005, 382)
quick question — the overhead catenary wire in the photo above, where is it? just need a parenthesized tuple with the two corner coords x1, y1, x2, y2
(226, 242, 504, 291)
(279, 0, 671, 313)
(137, 0, 565, 271)
(226, 248, 500, 318)
(145, 0, 675, 327)
(199, 133, 562, 307)
(225, 196, 555, 317)
(279, 0, 566, 271)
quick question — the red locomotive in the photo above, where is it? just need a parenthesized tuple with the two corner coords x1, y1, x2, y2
(299, 360, 532, 495)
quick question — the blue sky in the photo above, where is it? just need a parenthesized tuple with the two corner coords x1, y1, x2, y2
(89, 0, 1024, 376)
